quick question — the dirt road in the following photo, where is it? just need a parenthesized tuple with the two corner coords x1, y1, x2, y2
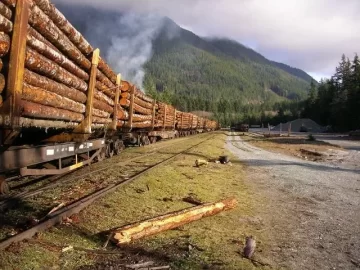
(226, 133, 360, 270)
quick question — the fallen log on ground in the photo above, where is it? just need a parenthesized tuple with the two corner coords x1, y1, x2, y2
(112, 197, 237, 245)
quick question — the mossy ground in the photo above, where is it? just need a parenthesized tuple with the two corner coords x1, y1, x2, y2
(0, 133, 271, 270)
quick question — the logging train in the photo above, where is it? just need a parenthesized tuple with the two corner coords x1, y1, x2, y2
(0, 0, 218, 194)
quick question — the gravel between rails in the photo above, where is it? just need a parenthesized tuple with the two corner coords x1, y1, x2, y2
(226, 132, 360, 270)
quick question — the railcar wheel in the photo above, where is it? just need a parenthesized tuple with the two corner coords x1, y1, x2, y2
(96, 148, 106, 162)
(0, 176, 9, 195)
(149, 137, 157, 144)
(106, 143, 114, 158)
(114, 140, 124, 155)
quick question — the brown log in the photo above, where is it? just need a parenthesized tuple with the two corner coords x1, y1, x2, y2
(28, 1, 92, 71)
(98, 58, 117, 84)
(113, 198, 237, 245)
(28, 25, 60, 53)
(120, 80, 131, 92)
(93, 98, 113, 114)
(93, 116, 111, 124)
(121, 92, 130, 99)
(121, 98, 152, 115)
(117, 106, 129, 120)
(1, 0, 16, 8)
(117, 120, 125, 127)
(32, 0, 93, 55)
(94, 88, 114, 106)
(135, 89, 154, 104)
(0, 58, 3, 71)
(24, 69, 87, 104)
(22, 83, 85, 113)
(119, 97, 128, 106)
(21, 100, 84, 122)
(0, 72, 4, 94)
(132, 114, 153, 122)
(134, 96, 153, 110)
(96, 79, 115, 98)
(0, 13, 12, 33)
(30, 0, 117, 85)
(25, 47, 88, 92)
(27, 34, 89, 80)
(92, 108, 110, 118)
(130, 120, 152, 128)
(96, 69, 116, 92)
(0, 94, 2, 106)
(0, 1, 12, 20)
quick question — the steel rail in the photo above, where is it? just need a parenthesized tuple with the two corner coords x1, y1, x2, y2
(0, 134, 214, 250)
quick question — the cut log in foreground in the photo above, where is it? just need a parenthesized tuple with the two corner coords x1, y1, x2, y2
(112, 197, 237, 245)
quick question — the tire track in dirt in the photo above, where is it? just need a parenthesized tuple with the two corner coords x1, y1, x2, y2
(226, 133, 360, 270)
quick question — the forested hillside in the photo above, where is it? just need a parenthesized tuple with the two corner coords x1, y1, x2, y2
(56, 3, 314, 125)
(145, 21, 312, 113)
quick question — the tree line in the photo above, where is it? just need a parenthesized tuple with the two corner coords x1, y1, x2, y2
(302, 54, 360, 131)
(146, 53, 359, 131)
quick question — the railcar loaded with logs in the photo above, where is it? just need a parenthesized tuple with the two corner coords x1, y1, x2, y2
(0, 0, 218, 194)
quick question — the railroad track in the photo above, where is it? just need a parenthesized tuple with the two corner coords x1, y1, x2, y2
(0, 137, 189, 210)
(0, 133, 206, 210)
(0, 133, 214, 250)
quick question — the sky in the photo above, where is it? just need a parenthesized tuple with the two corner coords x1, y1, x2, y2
(55, 0, 360, 81)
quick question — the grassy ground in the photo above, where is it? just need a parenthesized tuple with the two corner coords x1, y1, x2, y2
(0, 133, 271, 270)
(244, 134, 340, 161)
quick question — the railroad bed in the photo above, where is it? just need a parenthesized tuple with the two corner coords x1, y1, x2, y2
(0, 132, 214, 249)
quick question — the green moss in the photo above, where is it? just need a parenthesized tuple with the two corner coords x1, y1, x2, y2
(1, 133, 270, 269)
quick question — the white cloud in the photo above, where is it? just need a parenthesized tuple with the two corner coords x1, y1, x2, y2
(54, 0, 360, 77)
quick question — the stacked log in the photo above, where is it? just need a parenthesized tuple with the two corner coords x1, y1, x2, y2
(176, 112, 194, 130)
(118, 84, 156, 128)
(0, 0, 219, 133)
(198, 117, 206, 129)
(156, 102, 176, 129)
(191, 115, 198, 129)
(0, 2, 12, 107)
(0, 0, 121, 126)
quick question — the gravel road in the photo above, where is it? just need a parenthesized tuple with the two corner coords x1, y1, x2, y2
(226, 133, 360, 270)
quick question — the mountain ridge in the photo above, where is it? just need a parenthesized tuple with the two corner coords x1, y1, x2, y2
(53, 3, 314, 112)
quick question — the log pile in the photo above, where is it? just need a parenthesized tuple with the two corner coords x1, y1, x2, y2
(155, 102, 176, 129)
(0, 0, 218, 134)
(0, 1, 12, 107)
(0, 0, 119, 126)
(176, 112, 196, 130)
(118, 84, 156, 129)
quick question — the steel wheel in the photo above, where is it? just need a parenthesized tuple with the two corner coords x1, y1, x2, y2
(114, 140, 124, 155)
(96, 148, 106, 162)
(106, 143, 114, 158)
(0, 176, 9, 195)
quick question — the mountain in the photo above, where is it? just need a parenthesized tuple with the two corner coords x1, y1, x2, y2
(54, 3, 314, 113)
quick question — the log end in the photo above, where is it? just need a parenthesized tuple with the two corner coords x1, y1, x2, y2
(222, 197, 238, 210)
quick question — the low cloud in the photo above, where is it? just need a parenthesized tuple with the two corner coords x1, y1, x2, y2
(55, 0, 360, 78)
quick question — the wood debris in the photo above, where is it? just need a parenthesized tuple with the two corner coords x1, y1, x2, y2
(112, 198, 237, 245)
